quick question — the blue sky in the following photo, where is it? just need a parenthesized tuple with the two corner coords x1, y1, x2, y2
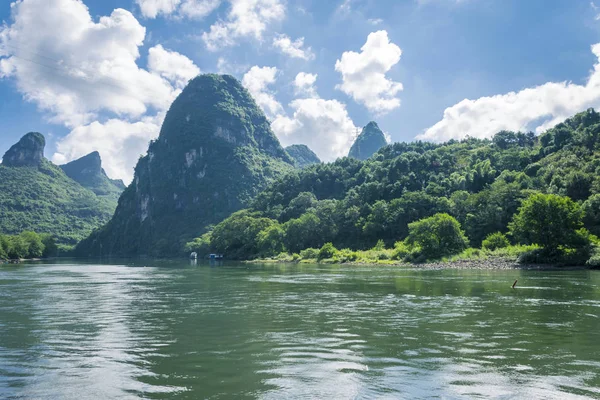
(0, 0, 600, 182)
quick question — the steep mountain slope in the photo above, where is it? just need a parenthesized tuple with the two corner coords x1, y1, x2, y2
(0, 133, 116, 245)
(76, 74, 294, 256)
(285, 144, 321, 168)
(61, 151, 125, 201)
(348, 122, 388, 160)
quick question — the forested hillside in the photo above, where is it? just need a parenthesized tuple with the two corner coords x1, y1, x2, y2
(190, 109, 600, 263)
(75, 74, 294, 257)
(0, 133, 118, 246)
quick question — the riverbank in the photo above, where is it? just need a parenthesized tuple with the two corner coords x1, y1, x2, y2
(249, 257, 597, 271)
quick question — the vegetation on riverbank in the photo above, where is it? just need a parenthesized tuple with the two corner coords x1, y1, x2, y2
(186, 109, 600, 267)
(0, 231, 59, 260)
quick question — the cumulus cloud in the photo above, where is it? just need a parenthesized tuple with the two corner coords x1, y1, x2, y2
(0, 0, 199, 182)
(418, 43, 600, 142)
(241, 68, 357, 161)
(294, 72, 318, 97)
(335, 30, 403, 114)
(242, 66, 284, 118)
(53, 114, 164, 182)
(202, 0, 285, 51)
(136, 0, 221, 19)
(148, 45, 201, 89)
(273, 34, 314, 60)
(272, 98, 357, 161)
(268, 73, 357, 161)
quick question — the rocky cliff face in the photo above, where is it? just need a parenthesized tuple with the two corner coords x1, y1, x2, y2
(2, 132, 45, 167)
(76, 74, 294, 256)
(348, 122, 388, 160)
(61, 151, 125, 199)
(285, 145, 321, 168)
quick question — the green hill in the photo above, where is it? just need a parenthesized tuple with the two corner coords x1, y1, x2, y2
(189, 108, 600, 259)
(61, 151, 125, 202)
(285, 144, 321, 168)
(76, 74, 294, 257)
(0, 133, 117, 246)
(348, 121, 388, 160)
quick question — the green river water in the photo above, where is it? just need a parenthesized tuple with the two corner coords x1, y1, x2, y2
(0, 260, 599, 399)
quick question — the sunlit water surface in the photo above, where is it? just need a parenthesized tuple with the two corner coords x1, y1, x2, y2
(1, 260, 599, 399)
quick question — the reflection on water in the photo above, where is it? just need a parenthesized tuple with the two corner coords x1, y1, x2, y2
(1, 261, 599, 399)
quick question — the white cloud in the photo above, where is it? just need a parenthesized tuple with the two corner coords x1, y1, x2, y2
(273, 34, 314, 60)
(367, 18, 383, 25)
(592, 2, 600, 20)
(136, 0, 221, 19)
(242, 66, 284, 118)
(294, 72, 318, 97)
(148, 44, 200, 89)
(179, 0, 222, 18)
(240, 67, 357, 161)
(202, 0, 285, 51)
(335, 30, 403, 114)
(418, 43, 600, 142)
(53, 114, 164, 183)
(269, 72, 357, 161)
(0, 0, 200, 182)
(272, 98, 357, 161)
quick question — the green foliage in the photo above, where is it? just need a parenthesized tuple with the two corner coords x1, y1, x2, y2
(76, 74, 294, 257)
(583, 194, 600, 236)
(0, 159, 117, 246)
(482, 232, 510, 251)
(210, 211, 278, 259)
(257, 224, 286, 257)
(509, 193, 583, 251)
(348, 122, 388, 160)
(185, 232, 212, 257)
(299, 248, 319, 260)
(318, 243, 338, 260)
(285, 145, 321, 168)
(406, 213, 469, 260)
(0, 231, 56, 260)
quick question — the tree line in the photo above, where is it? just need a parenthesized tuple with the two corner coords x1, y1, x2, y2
(0, 231, 58, 260)
(186, 108, 600, 265)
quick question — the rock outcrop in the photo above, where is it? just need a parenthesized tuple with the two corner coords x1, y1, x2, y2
(348, 122, 388, 160)
(285, 144, 321, 168)
(2, 132, 45, 167)
(61, 151, 125, 199)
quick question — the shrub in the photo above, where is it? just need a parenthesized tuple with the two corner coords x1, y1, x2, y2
(509, 193, 583, 251)
(318, 243, 338, 260)
(482, 232, 510, 251)
(406, 213, 469, 260)
(373, 239, 385, 251)
(392, 241, 411, 260)
(299, 248, 319, 260)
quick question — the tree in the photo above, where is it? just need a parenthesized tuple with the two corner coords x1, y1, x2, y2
(509, 193, 583, 252)
(406, 213, 469, 259)
(583, 194, 600, 236)
(185, 232, 212, 257)
(19, 231, 45, 258)
(482, 232, 510, 251)
(284, 213, 322, 253)
(257, 224, 286, 256)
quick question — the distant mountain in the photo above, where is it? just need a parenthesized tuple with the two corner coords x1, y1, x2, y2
(0, 133, 117, 245)
(285, 144, 321, 168)
(76, 74, 294, 257)
(348, 122, 388, 160)
(61, 151, 125, 201)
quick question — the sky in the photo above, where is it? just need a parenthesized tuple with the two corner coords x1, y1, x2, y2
(1, 0, 600, 183)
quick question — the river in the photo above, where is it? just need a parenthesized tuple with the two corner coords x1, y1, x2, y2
(0, 260, 599, 399)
